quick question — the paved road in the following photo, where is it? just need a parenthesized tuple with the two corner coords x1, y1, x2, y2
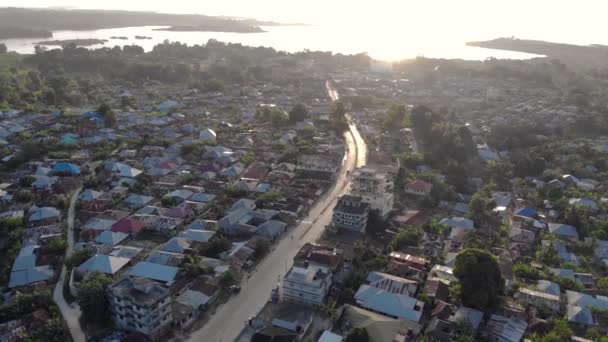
(184, 86, 366, 342)
(53, 187, 86, 342)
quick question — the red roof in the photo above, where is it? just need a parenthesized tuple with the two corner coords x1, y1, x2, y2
(405, 180, 433, 194)
(111, 218, 145, 234)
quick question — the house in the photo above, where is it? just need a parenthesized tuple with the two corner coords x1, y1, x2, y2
(423, 277, 451, 302)
(111, 218, 145, 235)
(429, 265, 457, 282)
(567, 305, 594, 326)
(341, 304, 422, 342)
(95, 231, 129, 246)
(108, 276, 172, 340)
(404, 180, 433, 196)
(199, 128, 217, 143)
(448, 306, 484, 332)
(32, 175, 57, 190)
(484, 314, 527, 342)
(241, 162, 269, 182)
(318, 330, 343, 342)
(123, 194, 154, 208)
(128, 262, 179, 285)
(51, 162, 81, 175)
(331, 195, 370, 234)
(440, 217, 474, 230)
(178, 229, 216, 242)
(174, 280, 220, 328)
(388, 252, 430, 270)
(161, 237, 196, 254)
(255, 220, 287, 240)
(536, 280, 561, 296)
(146, 251, 184, 267)
(28, 207, 60, 223)
(8, 245, 54, 288)
(354, 284, 424, 322)
(424, 318, 453, 342)
(569, 198, 599, 211)
(282, 264, 332, 306)
(79, 189, 103, 202)
(548, 223, 579, 240)
(365, 271, 418, 297)
(78, 254, 131, 275)
(349, 166, 394, 218)
(514, 288, 561, 312)
(566, 290, 608, 310)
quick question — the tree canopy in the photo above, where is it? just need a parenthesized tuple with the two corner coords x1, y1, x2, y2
(454, 248, 503, 309)
(76, 272, 113, 323)
(289, 103, 309, 122)
(345, 327, 371, 342)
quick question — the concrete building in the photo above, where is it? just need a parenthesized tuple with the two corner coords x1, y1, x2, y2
(108, 277, 172, 340)
(349, 166, 394, 218)
(282, 264, 332, 306)
(332, 195, 370, 234)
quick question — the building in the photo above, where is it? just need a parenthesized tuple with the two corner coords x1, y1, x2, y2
(332, 195, 370, 234)
(354, 284, 424, 322)
(349, 166, 394, 218)
(108, 277, 172, 340)
(514, 288, 561, 312)
(282, 264, 332, 306)
(485, 314, 527, 342)
(404, 179, 433, 197)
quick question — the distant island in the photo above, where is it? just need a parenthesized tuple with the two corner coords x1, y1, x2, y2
(36, 38, 108, 46)
(110, 36, 128, 40)
(467, 37, 608, 68)
(134, 36, 152, 40)
(0, 26, 53, 39)
(155, 23, 264, 34)
(0, 7, 292, 39)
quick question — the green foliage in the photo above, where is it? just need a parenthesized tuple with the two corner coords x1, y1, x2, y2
(469, 189, 497, 226)
(36, 317, 70, 342)
(18, 175, 36, 187)
(65, 248, 94, 269)
(256, 191, 281, 206)
(391, 228, 423, 250)
(530, 319, 572, 342)
(255, 106, 288, 127)
(597, 276, 608, 293)
(513, 263, 541, 280)
(204, 236, 231, 258)
(381, 103, 409, 131)
(454, 248, 503, 309)
(254, 238, 271, 259)
(240, 152, 256, 166)
(289, 103, 309, 122)
(0, 291, 53, 322)
(47, 238, 68, 254)
(182, 254, 203, 278)
(556, 276, 584, 291)
(345, 327, 371, 342)
(225, 186, 247, 198)
(330, 100, 349, 133)
(219, 269, 239, 288)
(76, 272, 113, 323)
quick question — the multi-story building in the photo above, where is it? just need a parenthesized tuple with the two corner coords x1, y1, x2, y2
(108, 277, 172, 340)
(282, 264, 332, 306)
(349, 166, 394, 218)
(332, 195, 370, 234)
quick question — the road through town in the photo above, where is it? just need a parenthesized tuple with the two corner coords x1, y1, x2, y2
(184, 84, 366, 342)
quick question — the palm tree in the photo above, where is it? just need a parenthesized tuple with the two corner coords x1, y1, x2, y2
(183, 254, 203, 277)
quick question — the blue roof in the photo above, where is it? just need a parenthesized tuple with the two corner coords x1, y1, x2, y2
(128, 261, 178, 283)
(52, 162, 81, 175)
(515, 207, 536, 218)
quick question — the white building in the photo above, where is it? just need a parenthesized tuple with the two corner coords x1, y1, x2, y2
(514, 288, 561, 312)
(332, 195, 370, 234)
(349, 166, 394, 219)
(199, 128, 217, 144)
(108, 277, 173, 339)
(282, 264, 332, 306)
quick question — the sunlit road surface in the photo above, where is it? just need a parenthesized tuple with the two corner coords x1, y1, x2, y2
(184, 84, 366, 342)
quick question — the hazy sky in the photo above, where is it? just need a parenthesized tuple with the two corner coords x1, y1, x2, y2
(1, 0, 608, 44)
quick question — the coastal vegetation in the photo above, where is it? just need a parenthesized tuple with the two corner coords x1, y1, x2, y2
(36, 39, 109, 46)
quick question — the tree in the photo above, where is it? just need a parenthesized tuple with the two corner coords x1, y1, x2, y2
(65, 248, 94, 269)
(219, 269, 239, 289)
(469, 190, 496, 226)
(391, 228, 423, 250)
(330, 100, 348, 133)
(97, 103, 116, 127)
(345, 327, 371, 342)
(37, 317, 69, 342)
(182, 254, 203, 277)
(454, 249, 503, 309)
(0, 43, 6, 54)
(597, 277, 608, 294)
(76, 272, 113, 323)
(531, 319, 573, 342)
(254, 238, 271, 259)
(289, 103, 309, 122)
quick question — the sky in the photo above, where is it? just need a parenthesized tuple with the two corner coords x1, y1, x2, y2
(1, 0, 607, 46)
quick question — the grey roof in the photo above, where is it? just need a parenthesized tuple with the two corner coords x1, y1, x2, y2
(79, 189, 103, 202)
(566, 290, 608, 309)
(449, 307, 484, 331)
(354, 284, 423, 322)
(9, 266, 53, 288)
(548, 223, 579, 239)
(29, 207, 60, 221)
(95, 231, 129, 246)
(146, 251, 184, 267)
(229, 198, 256, 213)
(440, 217, 474, 230)
(128, 261, 179, 284)
(179, 229, 216, 242)
(78, 254, 131, 275)
(486, 314, 527, 342)
(161, 237, 192, 254)
(255, 220, 287, 238)
(124, 194, 154, 206)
